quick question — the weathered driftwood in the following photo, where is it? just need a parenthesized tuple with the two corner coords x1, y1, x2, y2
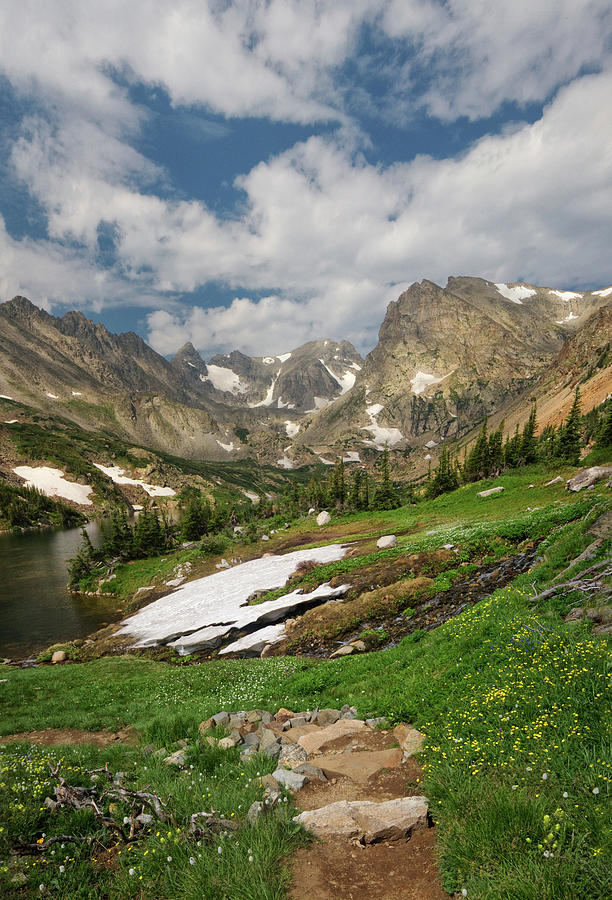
(16, 834, 93, 854)
(554, 541, 604, 581)
(529, 562, 612, 604)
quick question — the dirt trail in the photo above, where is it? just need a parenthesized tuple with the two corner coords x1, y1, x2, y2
(286, 723, 447, 900)
(0, 727, 137, 747)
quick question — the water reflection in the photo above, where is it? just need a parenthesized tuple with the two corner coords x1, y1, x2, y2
(0, 521, 122, 659)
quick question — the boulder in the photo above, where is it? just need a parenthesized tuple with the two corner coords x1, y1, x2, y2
(292, 763, 328, 783)
(278, 743, 309, 768)
(316, 511, 331, 526)
(198, 718, 214, 735)
(294, 796, 429, 843)
(393, 724, 425, 757)
(212, 711, 230, 727)
(330, 644, 355, 658)
(376, 534, 397, 549)
(314, 708, 341, 726)
(350, 640, 367, 652)
(163, 750, 187, 767)
(317, 748, 403, 782)
(567, 466, 612, 492)
(51, 650, 68, 663)
(218, 736, 239, 750)
(477, 486, 504, 498)
(272, 768, 308, 791)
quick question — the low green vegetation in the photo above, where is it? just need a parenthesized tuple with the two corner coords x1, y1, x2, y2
(0, 457, 610, 898)
(0, 482, 85, 532)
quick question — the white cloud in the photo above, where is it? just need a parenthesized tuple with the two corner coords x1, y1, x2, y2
(0, 1, 611, 358)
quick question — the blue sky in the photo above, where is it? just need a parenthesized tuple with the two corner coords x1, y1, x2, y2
(0, 1, 611, 358)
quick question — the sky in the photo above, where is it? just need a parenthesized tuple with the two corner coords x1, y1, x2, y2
(0, 1, 611, 359)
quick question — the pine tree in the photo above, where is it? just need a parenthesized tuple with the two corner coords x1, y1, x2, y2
(349, 468, 362, 509)
(373, 444, 401, 509)
(488, 421, 504, 474)
(463, 419, 489, 482)
(595, 402, 612, 449)
(425, 447, 459, 499)
(181, 494, 210, 540)
(502, 424, 519, 468)
(557, 388, 582, 464)
(520, 405, 538, 464)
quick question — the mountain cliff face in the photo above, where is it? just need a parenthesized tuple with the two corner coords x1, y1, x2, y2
(298, 277, 611, 455)
(1, 277, 609, 467)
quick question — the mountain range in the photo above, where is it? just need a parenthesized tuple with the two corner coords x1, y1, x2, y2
(1, 277, 610, 473)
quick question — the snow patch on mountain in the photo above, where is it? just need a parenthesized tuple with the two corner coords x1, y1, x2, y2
(410, 372, 445, 394)
(0, 395, 14, 401)
(277, 352, 292, 363)
(550, 290, 583, 301)
(362, 402, 403, 448)
(71, 390, 82, 396)
(276, 455, 295, 469)
(250, 372, 280, 407)
(93, 463, 176, 497)
(342, 451, 361, 462)
(319, 360, 357, 395)
(592, 286, 612, 297)
(217, 440, 238, 452)
(202, 364, 249, 395)
(285, 421, 300, 437)
(494, 283, 536, 303)
(306, 396, 331, 413)
(46, 392, 59, 399)
(13, 465, 93, 505)
(556, 312, 579, 324)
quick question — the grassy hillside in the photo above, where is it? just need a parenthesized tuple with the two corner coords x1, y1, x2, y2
(0, 466, 610, 898)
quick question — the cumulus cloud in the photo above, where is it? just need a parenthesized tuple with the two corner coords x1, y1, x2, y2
(0, 1, 611, 357)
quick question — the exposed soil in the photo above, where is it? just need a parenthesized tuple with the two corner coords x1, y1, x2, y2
(0, 727, 138, 747)
(287, 725, 446, 900)
(289, 830, 447, 900)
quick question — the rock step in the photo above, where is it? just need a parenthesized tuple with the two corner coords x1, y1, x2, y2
(294, 796, 429, 844)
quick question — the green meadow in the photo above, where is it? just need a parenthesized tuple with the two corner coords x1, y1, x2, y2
(0, 467, 610, 898)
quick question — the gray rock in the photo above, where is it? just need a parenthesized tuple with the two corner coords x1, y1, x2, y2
(259, 727, 280, 750)
(289, 716, 308, 728)
(212, 711, 230, 727)
(263, 742, 281, 760)
(229, 729, 244, 745)
(218, 736, 240, 750)
(316, 511, 331, 526)
(593, 623, 612, 636)
(293, 763, 328, 783)
(314, 708, 341, 726)
(340, 705, 359, 720)
(272, 768, 308, 791)
(376, 534, 397, 549)
(279, 743, 309, 768)
(366, 717, 389, 730)
(240, 746, 257, 761)
(564, 607, 585, 623)
(247, 801, 263, 823)
(567, 466, 612, 492)
(163, 750, 187, 767)
(243, 732, 261, 748)
(294, 796, 429, 843)
(477, 486, 505, 498)
(262, 787, 282, 808)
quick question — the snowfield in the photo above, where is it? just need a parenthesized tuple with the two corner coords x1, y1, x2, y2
(13, 465, 93, 505)
(410, 372, 444, 394)
(93, 463, 176, 497)
(593, 286, 612, 297)
(118, 543, 349, 654)
(362, 402, 403, 448)
(201, 364, 249, 395)
(550, 290, 583, 301)
(494, 283, 536, 303)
